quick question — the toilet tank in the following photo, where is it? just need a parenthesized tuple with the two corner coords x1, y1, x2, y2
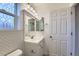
(7, 49, 23, 56)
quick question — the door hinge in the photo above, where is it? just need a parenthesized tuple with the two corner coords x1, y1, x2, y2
(71, 12, 72, 15)
(70, 52, 72, 56)
(71, 32, 73, 36)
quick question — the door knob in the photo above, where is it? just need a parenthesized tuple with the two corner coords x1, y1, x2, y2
(50, 36, 52, 38)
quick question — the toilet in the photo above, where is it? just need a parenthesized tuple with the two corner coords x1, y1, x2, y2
(7, 49, 23, 56)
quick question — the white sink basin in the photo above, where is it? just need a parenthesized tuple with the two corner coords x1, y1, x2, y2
(24, 36, 44, 44)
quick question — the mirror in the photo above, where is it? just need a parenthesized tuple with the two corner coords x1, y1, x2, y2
(28, 18, 35, 31)
(36, 17, 44, 31)
(24, 12, 44, 32)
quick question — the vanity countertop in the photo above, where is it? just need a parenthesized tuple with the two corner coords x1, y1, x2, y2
(24, 35, 44, 44)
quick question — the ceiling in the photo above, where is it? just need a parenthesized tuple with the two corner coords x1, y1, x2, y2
(30, 3, 74, 12)
(29, 3, 75, 19)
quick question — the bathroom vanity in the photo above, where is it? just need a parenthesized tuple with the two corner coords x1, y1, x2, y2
(24, 35, 44, 56)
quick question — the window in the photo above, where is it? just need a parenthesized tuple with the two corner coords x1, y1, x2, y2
(0, 3, 17, 30)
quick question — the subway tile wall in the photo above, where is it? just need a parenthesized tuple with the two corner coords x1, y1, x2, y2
(0, 30, 24, 56)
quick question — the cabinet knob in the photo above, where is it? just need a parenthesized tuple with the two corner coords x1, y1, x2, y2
(31, 50, 36, 53)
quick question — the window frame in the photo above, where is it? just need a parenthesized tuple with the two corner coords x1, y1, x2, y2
(0, 3, 18, 30)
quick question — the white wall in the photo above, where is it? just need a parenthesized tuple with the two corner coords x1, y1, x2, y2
(37, 11, 50, 55)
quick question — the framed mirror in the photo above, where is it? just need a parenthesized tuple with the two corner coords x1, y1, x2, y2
(36, 17, 44, 31)
(28, 18, 35, 31)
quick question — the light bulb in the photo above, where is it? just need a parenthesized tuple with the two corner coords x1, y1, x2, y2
(30, 7, 33, 11)
(27, 5, 30, 9)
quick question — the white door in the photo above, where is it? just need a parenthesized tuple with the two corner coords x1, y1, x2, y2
(49, 8, 72, 56)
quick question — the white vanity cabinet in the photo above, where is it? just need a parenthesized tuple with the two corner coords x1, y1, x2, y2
(24, 36, 44, 56)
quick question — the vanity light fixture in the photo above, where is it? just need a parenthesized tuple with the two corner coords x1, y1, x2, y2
(26, 3, 40, 20)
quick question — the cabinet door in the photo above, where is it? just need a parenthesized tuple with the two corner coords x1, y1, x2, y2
(24, 42, 43, 56)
